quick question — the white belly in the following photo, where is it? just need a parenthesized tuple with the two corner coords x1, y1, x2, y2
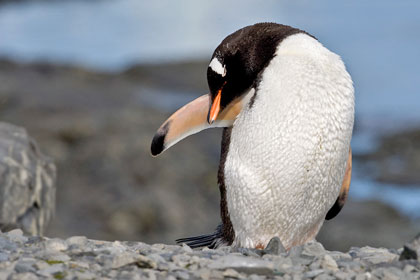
(223, 34, 354, 249)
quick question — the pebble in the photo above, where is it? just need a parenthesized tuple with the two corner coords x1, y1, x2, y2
(44, 238, 68, 252)
(7, 229, 28, 243)
(208, 255, 274, 275)
(0, 229, 418, 279)
(0, 252, 9, 262)
(351, 246, 398, 264)
(303, 269, 324, 278)
(321, 254, 338, 271)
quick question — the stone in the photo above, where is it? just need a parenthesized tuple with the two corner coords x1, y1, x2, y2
(14, 259, 36, 273)
(321, 255, 339, 271)
(303, 269, 324, 278)
(0, 252, 9, 262)
(301, 242, 326, 258)
(111, 252, 138, 269)
(400, 233, 420, 261)
(381, 267, 406, 280)
(44, 238, 68, 252)
(223, 268, 241, 278)
(175, 270, 190, 279)
(351, 246, 398, 264)
(181, 243, 193, 253)
(66, 236, 88, 246)
(327, 251, 352, 262)
(37, 263, 64, 277)
(0, 236, 17, 251)
(0, 122, 56, 236)
(208, 255, 274, 275)
(8, 272, 39, 280)
(262, 237, 286, 256)
(7, 229, 28, 243)
(271, 256, 293, 274)
(314, 273, 336, 280)
(46, 253, 71, 262)
(136, 254, 158, 269)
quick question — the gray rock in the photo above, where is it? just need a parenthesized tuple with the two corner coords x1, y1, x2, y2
(314, 273, 336, 280)
(350, 246, 398, 264)
(208, 255, 274, 275)
(37, 263, 64, 277)
(321, 255, 339, 272)
(303, 269, 324, 278)
(0, 122, 56, 236)
(111, 252, 139, 269)
(327, 251, 352, 262)
(302, 242, 326, 258)
(44, 238, 68, 252)
(288, 245, 314, 266)
(382, 267, 406, 280)
(8, 272, 39, 280)
(14, 259, 36, 273)
(175, 270, 190, 280)
(262, 236, 287, 256)
(400, 233, 420, 261)
(0, 252, 9, 262)
(0, 236, 17, 251)
(66, 235, 88, 246)
(7, 229, 28, 243)
(136, 254, 158, 269)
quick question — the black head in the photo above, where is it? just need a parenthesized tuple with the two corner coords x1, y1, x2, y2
(206, 23, 307, 122)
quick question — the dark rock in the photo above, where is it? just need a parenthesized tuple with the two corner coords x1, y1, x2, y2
(400, 233, 420, 261)
(0, 122, 56, 236)
(262, 236, 286, 256)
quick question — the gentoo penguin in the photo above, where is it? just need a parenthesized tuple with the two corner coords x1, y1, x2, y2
(151, 23, 354, 250)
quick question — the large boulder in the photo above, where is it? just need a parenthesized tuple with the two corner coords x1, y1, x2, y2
(0, 122, 56, 235)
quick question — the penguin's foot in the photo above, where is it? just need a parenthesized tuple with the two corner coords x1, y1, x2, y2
(234, 236, 286, 257)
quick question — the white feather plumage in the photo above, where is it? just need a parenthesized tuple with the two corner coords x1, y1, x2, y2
(223, 33, 354, 249)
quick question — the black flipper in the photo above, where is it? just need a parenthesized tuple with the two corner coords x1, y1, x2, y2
(325, 196, 344, 220)
(325, 148, 352, 220)
(176, 224, 223, 249)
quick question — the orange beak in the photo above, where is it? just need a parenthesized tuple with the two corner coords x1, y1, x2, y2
(208, 88, 222, 124)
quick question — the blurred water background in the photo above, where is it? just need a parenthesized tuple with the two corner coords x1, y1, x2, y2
(0, 0, 419, 251)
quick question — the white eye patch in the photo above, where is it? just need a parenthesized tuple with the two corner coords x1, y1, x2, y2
(209, 57, 226, 77)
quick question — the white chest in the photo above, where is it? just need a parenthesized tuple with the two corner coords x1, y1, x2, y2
(223, 34, 354, 249)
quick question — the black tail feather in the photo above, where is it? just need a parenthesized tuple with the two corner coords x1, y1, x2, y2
(176, 224, 223, 249)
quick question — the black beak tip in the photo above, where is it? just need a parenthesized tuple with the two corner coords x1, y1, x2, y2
(151, 122, 171, 156)
(151, 132, 165, 156)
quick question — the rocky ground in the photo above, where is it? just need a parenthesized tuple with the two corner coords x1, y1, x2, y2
(1, 229, 420, 280)
(0, 58, 419, 252)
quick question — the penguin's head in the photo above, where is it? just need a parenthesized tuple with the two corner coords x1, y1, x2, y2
(151, 23, 306, 156)
(206, 52, 254, 124)
(206, 23, 304, 124)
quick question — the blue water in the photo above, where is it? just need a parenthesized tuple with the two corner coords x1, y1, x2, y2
(1, 0, 419, 217)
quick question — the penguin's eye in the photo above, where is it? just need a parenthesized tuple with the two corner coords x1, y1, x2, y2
(209, 58, 226, 77)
